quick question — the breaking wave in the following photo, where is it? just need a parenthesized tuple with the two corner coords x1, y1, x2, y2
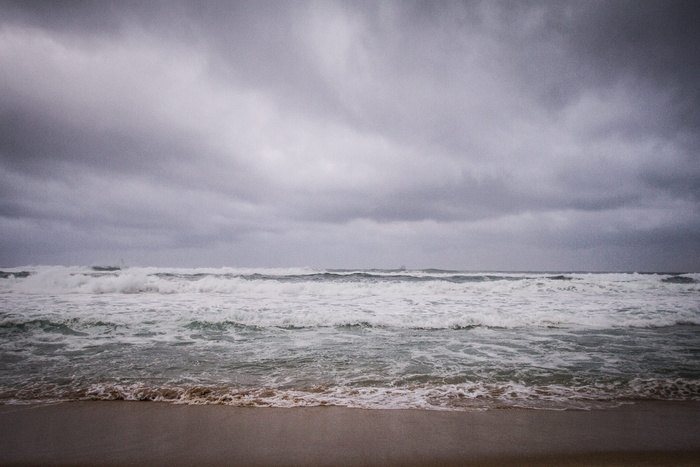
(1, 266, 698, 410)
(3, 378, 699, 411)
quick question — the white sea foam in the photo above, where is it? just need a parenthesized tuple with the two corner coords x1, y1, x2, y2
(68, 377, 700, 410)
(1, 266, 698, 409)
(2, 266, 698, 330)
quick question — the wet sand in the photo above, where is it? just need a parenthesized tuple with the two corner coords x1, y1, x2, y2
(1, 401, 698, 466)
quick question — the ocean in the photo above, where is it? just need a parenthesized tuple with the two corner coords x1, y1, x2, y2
(1, 266, 698, 410)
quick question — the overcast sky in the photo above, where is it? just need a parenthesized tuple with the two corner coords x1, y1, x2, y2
(1, 0, 698, 271)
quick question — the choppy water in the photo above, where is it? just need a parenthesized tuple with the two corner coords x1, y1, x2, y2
(1, 266, 698, 410)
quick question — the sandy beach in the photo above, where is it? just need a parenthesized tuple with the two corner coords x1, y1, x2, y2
(1, 401, 698, 466)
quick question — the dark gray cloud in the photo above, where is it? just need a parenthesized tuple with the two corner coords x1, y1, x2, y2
(0, 0, 698, 271)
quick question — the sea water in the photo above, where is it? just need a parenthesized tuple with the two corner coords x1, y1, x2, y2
(0, 266, 698, 410)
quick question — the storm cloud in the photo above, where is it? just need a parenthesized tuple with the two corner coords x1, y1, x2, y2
(1, 0, 698, 271)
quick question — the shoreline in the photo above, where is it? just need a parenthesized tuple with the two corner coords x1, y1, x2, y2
(1, 401, 699, 466)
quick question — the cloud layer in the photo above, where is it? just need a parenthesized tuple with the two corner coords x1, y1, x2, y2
(1, 0, 699, 271)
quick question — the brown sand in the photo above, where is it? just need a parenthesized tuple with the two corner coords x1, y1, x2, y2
(0, 401, 698, 466)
